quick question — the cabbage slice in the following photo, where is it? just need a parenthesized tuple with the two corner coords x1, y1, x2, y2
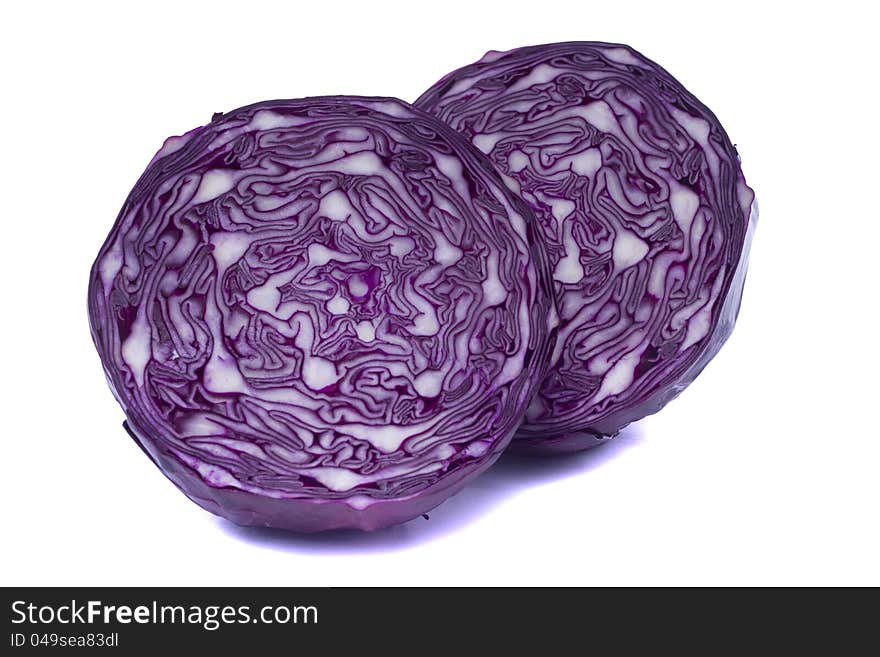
(88, 97, 554, 530)
(416, 43, 756, 452)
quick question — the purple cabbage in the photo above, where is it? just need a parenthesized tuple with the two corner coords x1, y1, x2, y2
(88, 97, 555, 531)
(416, 42, 756, 453)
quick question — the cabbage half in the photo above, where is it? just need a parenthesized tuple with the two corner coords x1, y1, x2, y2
(416, 43, 756, 452)
(88, 97, 554, 530)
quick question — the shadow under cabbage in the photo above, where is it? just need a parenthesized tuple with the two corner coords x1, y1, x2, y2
(217, 423, 644, 553)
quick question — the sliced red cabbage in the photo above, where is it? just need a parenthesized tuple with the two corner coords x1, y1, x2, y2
(416, 42, 756, 452)
(88, 97, 554, 530)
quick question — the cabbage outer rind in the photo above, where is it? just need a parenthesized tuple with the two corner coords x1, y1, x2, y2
(416, 43, 756, 453)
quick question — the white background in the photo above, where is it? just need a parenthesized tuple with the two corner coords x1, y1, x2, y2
(2, 0, 877, 586)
